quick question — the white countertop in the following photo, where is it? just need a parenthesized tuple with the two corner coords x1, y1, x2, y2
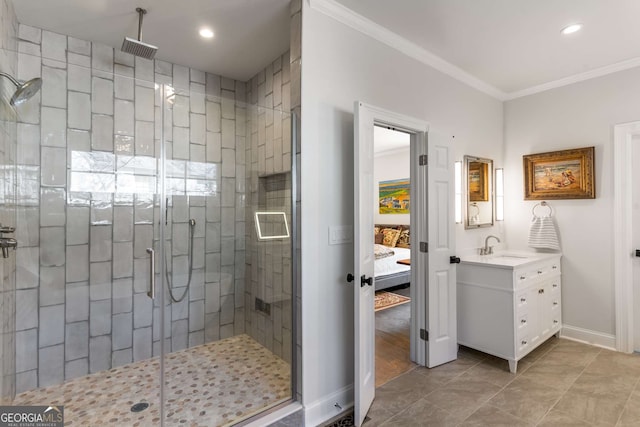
(460, 251, 561, 269)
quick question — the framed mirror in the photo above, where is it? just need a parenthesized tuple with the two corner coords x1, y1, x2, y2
(464, 155, 493, 229)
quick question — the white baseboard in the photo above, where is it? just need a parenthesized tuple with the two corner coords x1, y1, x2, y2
(243, 402, 303, 427)
(304, 384, 353, 427)
(561, 325, 616, 351)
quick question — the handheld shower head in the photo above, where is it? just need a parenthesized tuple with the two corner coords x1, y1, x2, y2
(121, 7, 158, 60)
(0, 72, 42, 107)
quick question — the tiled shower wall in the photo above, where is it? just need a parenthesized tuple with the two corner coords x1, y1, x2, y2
(0, 0, 18, 403)
(245, 52, 293, 361)
(12, 24, 255, 392)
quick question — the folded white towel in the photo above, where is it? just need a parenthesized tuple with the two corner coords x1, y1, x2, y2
(528, 215, 560, 250)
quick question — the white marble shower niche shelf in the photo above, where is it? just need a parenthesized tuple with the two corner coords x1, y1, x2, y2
(457, 252, 562, 373)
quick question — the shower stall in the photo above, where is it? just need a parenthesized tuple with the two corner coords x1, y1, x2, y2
(0, 5, 296, 425)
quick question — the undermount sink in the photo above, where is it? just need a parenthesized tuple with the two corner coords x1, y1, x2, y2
(460, 251, 552, 268)
(490, 254, 530, 259)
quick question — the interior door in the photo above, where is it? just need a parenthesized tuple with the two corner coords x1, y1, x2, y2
(632, 134, 640, 351)
(353, 103, 458, 425)
(353, 102, 376, 427)
(425, 131, 457, 367)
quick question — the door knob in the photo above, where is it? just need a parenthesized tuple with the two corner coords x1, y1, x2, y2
(450, 256, 461, 264)
(346, 273, 355, 283)
(360, 275, 373, 287)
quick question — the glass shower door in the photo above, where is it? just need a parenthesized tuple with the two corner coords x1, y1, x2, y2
(158, 76, 294, 426)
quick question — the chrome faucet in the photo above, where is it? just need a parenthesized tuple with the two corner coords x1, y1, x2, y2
(0, 224, 16, 258)
(480, 235, 500, 255)
(0, 237, 17, 258)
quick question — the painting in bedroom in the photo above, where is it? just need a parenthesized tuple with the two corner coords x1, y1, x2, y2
(379, 178, 410, 214)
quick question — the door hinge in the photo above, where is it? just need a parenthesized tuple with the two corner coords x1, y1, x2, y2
(420, 242, 428, 253)
(419, 154, 428, 166)
(420, 328, 429, 341)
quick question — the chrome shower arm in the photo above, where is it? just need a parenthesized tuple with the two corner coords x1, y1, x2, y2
(0, 71, 21, 88)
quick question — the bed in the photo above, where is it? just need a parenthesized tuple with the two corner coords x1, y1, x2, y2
(374, 224, 411, 291)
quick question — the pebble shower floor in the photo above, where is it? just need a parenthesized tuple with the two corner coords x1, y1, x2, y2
(12, 334, 291, 426)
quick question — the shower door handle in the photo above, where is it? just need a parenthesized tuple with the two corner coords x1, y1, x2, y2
(146, 248, 155, 299)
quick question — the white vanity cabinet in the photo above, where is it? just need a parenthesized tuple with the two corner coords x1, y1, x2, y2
(457, 253, 561, 373)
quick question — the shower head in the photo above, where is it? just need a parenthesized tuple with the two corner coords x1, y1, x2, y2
(121, 7, 158, 60)
(0, 71, 42, 107)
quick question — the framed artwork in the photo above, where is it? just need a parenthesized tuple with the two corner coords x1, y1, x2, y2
(379, 178, 410, 214)
(523, 146, 595, 200)
(468, 161, 489, 202)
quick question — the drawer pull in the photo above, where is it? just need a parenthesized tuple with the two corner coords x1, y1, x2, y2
(552, 283, 558, 288)
(537, 270, 542, 274)
(552, 265, 558, 269)
(520, 297, 526, 303)
(521, 319, 527, 324)
(553, 320, 559, 324)
(553, 301, 558, 306)
(538, 289, 544, 294)
(521, 340, 527, 345)
(520, 276, 526, 280)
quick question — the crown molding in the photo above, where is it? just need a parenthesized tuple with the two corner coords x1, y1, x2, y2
(505, 56, 640, 100)
(308, 0, 508, 101)
(309, 0, 640, 102)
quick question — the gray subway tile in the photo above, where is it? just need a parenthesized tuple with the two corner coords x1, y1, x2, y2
(66, 245, 89, 283)
(40, 266, 65, 306)
(89, 335, 111, 373)
(66, 282, 89, 322)
(39, 304, 65, 347)
(38, 344, 64, 387)
(112, 278, 133, 314)
(16, 329, 38, 372)
(65, 321, 89, 360)
(40, 227, 65, 267)
(112, 312, 132, 350)
(89, 300, 111, 336)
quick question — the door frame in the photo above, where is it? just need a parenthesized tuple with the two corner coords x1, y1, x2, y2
(353, 102, 431, 426)
(365, 103, 430, 365)
(613, 120, 640, 353)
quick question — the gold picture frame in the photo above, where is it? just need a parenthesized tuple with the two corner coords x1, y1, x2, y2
(523, 146, 595, 200)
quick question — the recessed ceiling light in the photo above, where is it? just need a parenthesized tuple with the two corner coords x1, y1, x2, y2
(561, 23, 582, 35)
(199, 27, 214, 39)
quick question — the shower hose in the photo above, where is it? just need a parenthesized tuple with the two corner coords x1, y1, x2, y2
(165, 218, 196, 303)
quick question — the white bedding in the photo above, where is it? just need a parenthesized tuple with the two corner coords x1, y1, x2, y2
(374, 246, 411, 277)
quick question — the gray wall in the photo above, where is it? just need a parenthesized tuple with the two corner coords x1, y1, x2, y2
(0, 0, 18, 404)
(300, 4, 503, 425)
(504, 67, 640, 339)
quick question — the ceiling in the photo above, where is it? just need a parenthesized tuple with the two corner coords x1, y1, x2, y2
(334, 0, 640, 97)
(13, 0, 640, 97)
(374, 126, 410, 155)
(12, 0, 291, 82)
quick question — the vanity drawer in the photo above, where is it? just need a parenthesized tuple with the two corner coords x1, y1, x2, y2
(517, 334, 531, 357)
(534, 261, 561, 277)
(517, 313, 530, 339)
(516, 290, 530, 311)
(549, 279, 561, 294)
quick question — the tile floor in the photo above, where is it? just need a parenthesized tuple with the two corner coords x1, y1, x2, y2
(364, 337, 640, 426)
(13, 334, 291, 426)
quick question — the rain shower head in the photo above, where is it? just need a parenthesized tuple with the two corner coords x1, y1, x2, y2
(0, 71, 42, 107)
(121, 7, 158, 60)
